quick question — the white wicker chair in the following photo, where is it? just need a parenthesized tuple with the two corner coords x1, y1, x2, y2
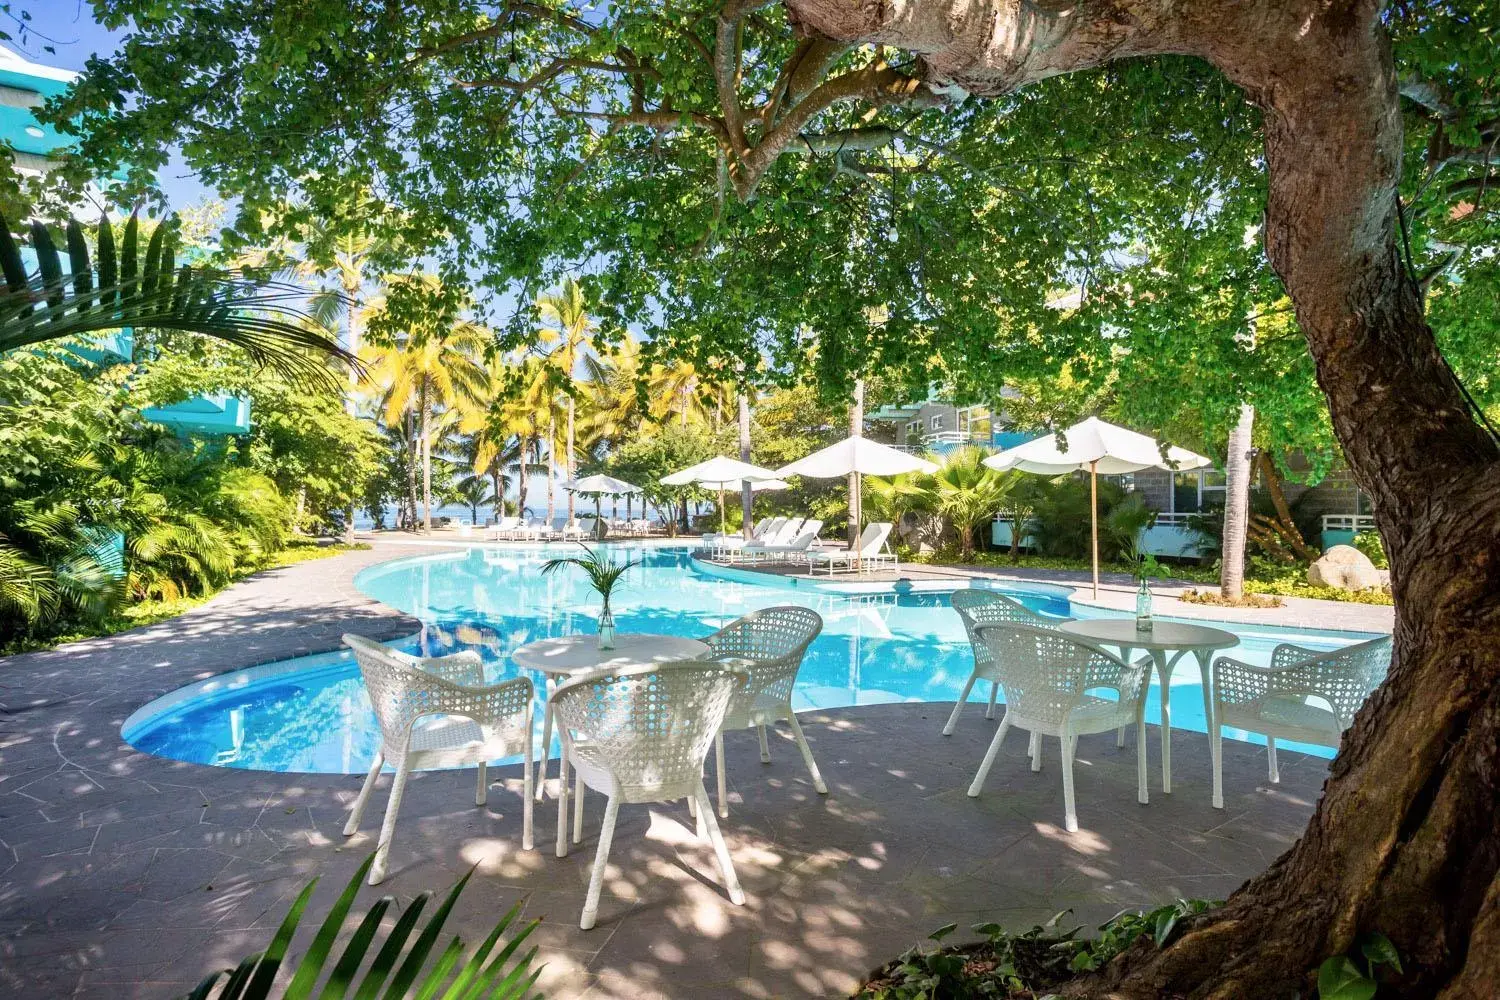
(1211, 635, 1391, 808)
(342, 634, 535, 885)
(944, 590, 1072, 736)
(551, 660, 749, 929)
(967, 622, 1151, 833)
(702, 606, 826, 817)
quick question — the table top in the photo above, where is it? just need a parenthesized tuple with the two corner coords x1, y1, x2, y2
(1060, 618, 1239, 652)
(511, 633, 711, 676)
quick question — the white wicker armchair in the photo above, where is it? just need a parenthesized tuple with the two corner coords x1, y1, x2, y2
(967, 622, 1151, 833)
(1211, 635, 1391, 808)
(342, 634, 535, 885)
(702, 606, 826, 817)
(551, 660, 749, 929)
(944, 589, 1072, 736)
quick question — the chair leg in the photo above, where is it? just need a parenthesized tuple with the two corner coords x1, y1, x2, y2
(572, 764, 585, 845)
(1267, 737, 1280, 783)
(942, 675, 977, 736)
(345, 751, 384, 836)
(1116, 725, 1127, 749)
(1061, 732, 1078, 833)
(1211, 716, 1225, 810)
(694, 782, 746, 906)
(967, 714, 1012, 797)
(985, 681, 999, 720)
(758, 724, 771, 763)
(370, 756, 411, 886)
(1136, 706, 1149, 806)
(579, 795, 620, 930)
(1029, 730, 1042, 772)
(555, 757, 570, 859)
(475, 761, 488, 806)
(785, 714, 828, 794)
(522, 740, 535, 852)
(534, 692, 554, 802)
(716, 732, 729, 818)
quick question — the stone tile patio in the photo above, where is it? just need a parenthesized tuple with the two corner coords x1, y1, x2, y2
(0, 541, 1335, 999)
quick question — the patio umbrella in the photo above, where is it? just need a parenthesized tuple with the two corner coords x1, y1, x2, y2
(660, 456, 782, 535)
(776, 437, 939, 551)
(564, 475, 644, 538)
(983, 417, 1211, 597)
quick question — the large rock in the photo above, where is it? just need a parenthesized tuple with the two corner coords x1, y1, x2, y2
(1308, 545, 1386, 591)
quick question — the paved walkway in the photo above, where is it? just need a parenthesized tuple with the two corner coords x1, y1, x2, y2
(0, 542, 1336, 998)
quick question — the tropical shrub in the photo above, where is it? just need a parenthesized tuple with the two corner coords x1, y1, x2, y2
(1352, 530, 1388, 569)
(926, 447, 1016, 561)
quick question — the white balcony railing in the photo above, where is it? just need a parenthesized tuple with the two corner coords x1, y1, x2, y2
(1322, 514, 1376, 533)
(923, 430, 975, 446)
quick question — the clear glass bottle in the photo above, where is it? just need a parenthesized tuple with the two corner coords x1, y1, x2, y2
(1135, 577, 1153, 632)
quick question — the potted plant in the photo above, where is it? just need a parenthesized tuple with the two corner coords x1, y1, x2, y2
(541, 543, 637, 650)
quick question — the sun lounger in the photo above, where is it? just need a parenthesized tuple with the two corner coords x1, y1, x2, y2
(745, 520, 823, 564)
(806, 522, 896, 575)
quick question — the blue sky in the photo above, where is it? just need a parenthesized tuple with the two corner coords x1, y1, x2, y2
(20, 1, 217, 209)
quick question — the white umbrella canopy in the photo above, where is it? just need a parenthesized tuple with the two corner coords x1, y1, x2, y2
(699, 478, 790, 492)
(777, 436, 939, 553)
(982, 417, 1212, 596)
(777, 436, 939, 479)
(565, 474, 644, 495)
(660, 456, 784, 535)
(659, 456, 780, 486)
(984, 417, 1212, 477)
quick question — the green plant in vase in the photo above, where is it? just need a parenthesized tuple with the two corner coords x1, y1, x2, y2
(541, 543, 637, 650)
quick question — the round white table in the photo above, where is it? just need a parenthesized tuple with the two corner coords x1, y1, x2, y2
(512, 633, 711, 800)
(1058, 618, 1239, 794)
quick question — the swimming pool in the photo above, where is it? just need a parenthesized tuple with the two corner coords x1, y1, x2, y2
(123, 544, 1384, 773)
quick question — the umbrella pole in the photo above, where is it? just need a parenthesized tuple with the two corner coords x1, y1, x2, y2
(1090, 460, 1099, 599)
(719, 485, 726, 535)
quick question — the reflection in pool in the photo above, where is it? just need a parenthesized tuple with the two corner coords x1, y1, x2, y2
(124, 545, 1381, 773)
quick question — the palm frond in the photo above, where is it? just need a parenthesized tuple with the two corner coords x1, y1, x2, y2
(0, 212, 358, 389)
(179, 854, 543, 1000)
(541, 542, 637, 603)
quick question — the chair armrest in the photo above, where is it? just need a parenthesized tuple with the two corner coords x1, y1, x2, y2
(1081, 647, 1149, 700)
(1270, 643, 1327, 670)
(409, 674, 534, 729)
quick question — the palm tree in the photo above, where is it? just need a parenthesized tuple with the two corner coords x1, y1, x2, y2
(536, 277, 596, 520)
(1, 212, 353, 381)
(362, 310, 490, 532)
(929, 447, 1018, 561)
(863, 471, 935, 539)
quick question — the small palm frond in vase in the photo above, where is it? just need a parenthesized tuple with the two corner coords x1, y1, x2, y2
(540, 543, 637, 649)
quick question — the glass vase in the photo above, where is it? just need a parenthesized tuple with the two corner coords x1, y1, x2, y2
(597, 603, 616, 650)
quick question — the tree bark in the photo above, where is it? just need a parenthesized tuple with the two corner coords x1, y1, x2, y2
(420, 381, 432, 533)
(848, 377, 863, 546)
(546, 413, 556, 522)
(404, 409, 419, 533)
(342, 284, 362, 546)
(778, 0, 1500, 994)
(739, 391, 754, 539)
(516, 433, 530, 516)
(1220, 404, 1255, 601)
(566, 396, 576, 520)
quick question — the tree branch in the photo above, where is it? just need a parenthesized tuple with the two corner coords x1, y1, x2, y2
(455, 58, 658, 92)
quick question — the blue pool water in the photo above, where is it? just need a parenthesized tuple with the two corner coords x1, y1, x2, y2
(123, 545, 1383, 773)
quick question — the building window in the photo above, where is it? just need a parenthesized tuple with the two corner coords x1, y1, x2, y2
(930, 414, 944, 431)
(1172, 470, 1225, 513)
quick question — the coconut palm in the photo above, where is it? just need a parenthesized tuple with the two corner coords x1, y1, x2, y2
(0, 212, 353, 382)
(536, 277, 596, 519)
(362, 312, 490, 532)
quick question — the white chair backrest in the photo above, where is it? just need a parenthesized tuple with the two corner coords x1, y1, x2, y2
(857, 522, 893, 555)
(975, 622, 1130, 728)
(765, 517, 803, 545)
(786, 520, 823, 549)
(753, 516, 785, 540)
(551, 661, 747, 799)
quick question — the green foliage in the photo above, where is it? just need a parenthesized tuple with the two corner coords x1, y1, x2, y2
(1316, 932, 1402, 1000)
(181, 854, 543, 1000)
(0, 211, 352, 386)
(857, 901, 1219, 998)
(926, 447, 1017, 560)
(1351, 531, 1388, 569)
(541, 542, 637, 609)
(1103, 493, 1159, 566)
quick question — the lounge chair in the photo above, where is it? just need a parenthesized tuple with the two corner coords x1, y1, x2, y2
(805, 522, 896, 576)
(730, 517, 800, 561)
(1211, 635, 1390, 808)
(966, 622, 1150, 833)
(486, 516, 521, 540)
(711, 516, 783, 558)
(560, 518, 587, 541)
(342, 635, 534, 884)
(745, 520, 823, 564)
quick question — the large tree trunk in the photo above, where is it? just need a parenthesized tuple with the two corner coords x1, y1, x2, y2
(566, 396, 576, 520)
(739, 392, 754, 539)
(516, 434, 530, 516)
(342, 290, 362, 546)
(420, 383, 432, 533)
(546, 413, 556, 522)
(784, 0, 1500, 995)
(1220, 404, 1255, 600)
(404, 410, 419, 533)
